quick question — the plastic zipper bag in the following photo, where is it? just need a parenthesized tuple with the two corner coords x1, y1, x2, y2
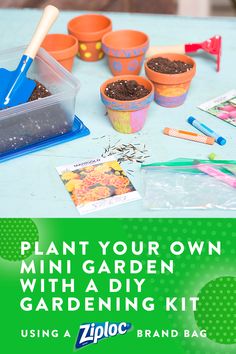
(141, 159, 236, 210)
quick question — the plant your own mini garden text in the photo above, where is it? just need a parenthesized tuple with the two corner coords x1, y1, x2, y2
(19, 240, 221, 312)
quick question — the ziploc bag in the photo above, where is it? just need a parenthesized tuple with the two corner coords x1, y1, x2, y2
(141, 159, 236, 210)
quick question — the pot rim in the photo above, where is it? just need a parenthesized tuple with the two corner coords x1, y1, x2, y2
(102, 29, 149, 57)
(68, 14, 112, 42)
(41, 34, 78, 61)
(100, 75, 154, 110)
(145, 53, 196, 84)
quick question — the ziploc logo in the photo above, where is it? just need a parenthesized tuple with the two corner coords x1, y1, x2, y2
(75, 321, 132, 349)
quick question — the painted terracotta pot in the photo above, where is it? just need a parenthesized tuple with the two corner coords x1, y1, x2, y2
(68, 14, 112, 62)
(102, 30, 149, 76)
(145, 53, 196, 107)
(100, 75, 154, 134)
(41, 34, 78, 71)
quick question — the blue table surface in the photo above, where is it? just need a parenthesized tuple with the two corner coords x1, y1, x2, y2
(0, 9, 235, 218)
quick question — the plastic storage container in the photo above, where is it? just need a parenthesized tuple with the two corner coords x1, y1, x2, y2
(0, 46, 80, 155)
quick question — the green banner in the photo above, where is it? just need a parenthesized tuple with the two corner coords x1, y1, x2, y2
(0, 219, 235, 354)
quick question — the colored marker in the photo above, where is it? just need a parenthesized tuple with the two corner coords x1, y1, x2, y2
(187, 116, 226, 145)
(163, 128, 215, 145)
(196, 163, 236, 188)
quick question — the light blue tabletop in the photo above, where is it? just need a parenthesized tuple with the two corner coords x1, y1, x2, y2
(0, 9, 235, 218)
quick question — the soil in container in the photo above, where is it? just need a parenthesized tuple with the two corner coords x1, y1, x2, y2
(28, 80, 51, 101)
(147, 57, 193, 74)
(0, 80, 72, 154)
(104, 79, 150, 101)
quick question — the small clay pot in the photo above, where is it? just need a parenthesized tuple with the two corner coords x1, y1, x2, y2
(102, 30, 149, 76)
(68, 14, 112, 62)
(100, 75, 154, 134)
(145, 53, 196, 107)
(41, 34, 78, 72)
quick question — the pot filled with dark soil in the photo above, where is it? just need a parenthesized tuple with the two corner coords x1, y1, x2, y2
(100, 75, 154, 133)
(145, 54, 196, 107)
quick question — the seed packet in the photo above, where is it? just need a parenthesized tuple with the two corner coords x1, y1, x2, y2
(56, 157, 141, 215)
(198, 90, 236, 127)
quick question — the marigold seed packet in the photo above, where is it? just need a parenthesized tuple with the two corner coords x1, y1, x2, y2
(56, 157, 141, 214)
(198, 90, 236, 127)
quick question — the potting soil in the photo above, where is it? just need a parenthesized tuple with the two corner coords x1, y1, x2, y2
(105, 80, 150, 101)
(28, 80, 51, 101)
(147, 57, 193, 74)
(0, 80, 72, 154)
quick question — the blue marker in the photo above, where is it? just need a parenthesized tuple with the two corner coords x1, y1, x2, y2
(187, 116, 226, 146)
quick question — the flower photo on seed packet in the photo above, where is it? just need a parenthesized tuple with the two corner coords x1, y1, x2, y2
(199, 90, 236, 127)
(56, 158, 141, 215)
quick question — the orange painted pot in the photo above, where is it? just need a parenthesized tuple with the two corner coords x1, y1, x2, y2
(145, 53, 196, 107)
(68, 14, 112, 62)
(41, 34, 78, 71)
(100, 75, 154, 134)
(102, 30, 149, 76)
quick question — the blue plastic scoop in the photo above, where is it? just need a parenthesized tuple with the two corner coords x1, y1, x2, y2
(0, 5, 59, 109)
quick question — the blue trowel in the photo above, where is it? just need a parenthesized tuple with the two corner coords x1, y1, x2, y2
(0, 5, 59, 109)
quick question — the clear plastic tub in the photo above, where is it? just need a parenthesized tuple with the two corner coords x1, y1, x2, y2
(0, 46, 80, 155)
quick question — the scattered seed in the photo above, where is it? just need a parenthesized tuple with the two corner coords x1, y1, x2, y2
(102, 142, 149, 164)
